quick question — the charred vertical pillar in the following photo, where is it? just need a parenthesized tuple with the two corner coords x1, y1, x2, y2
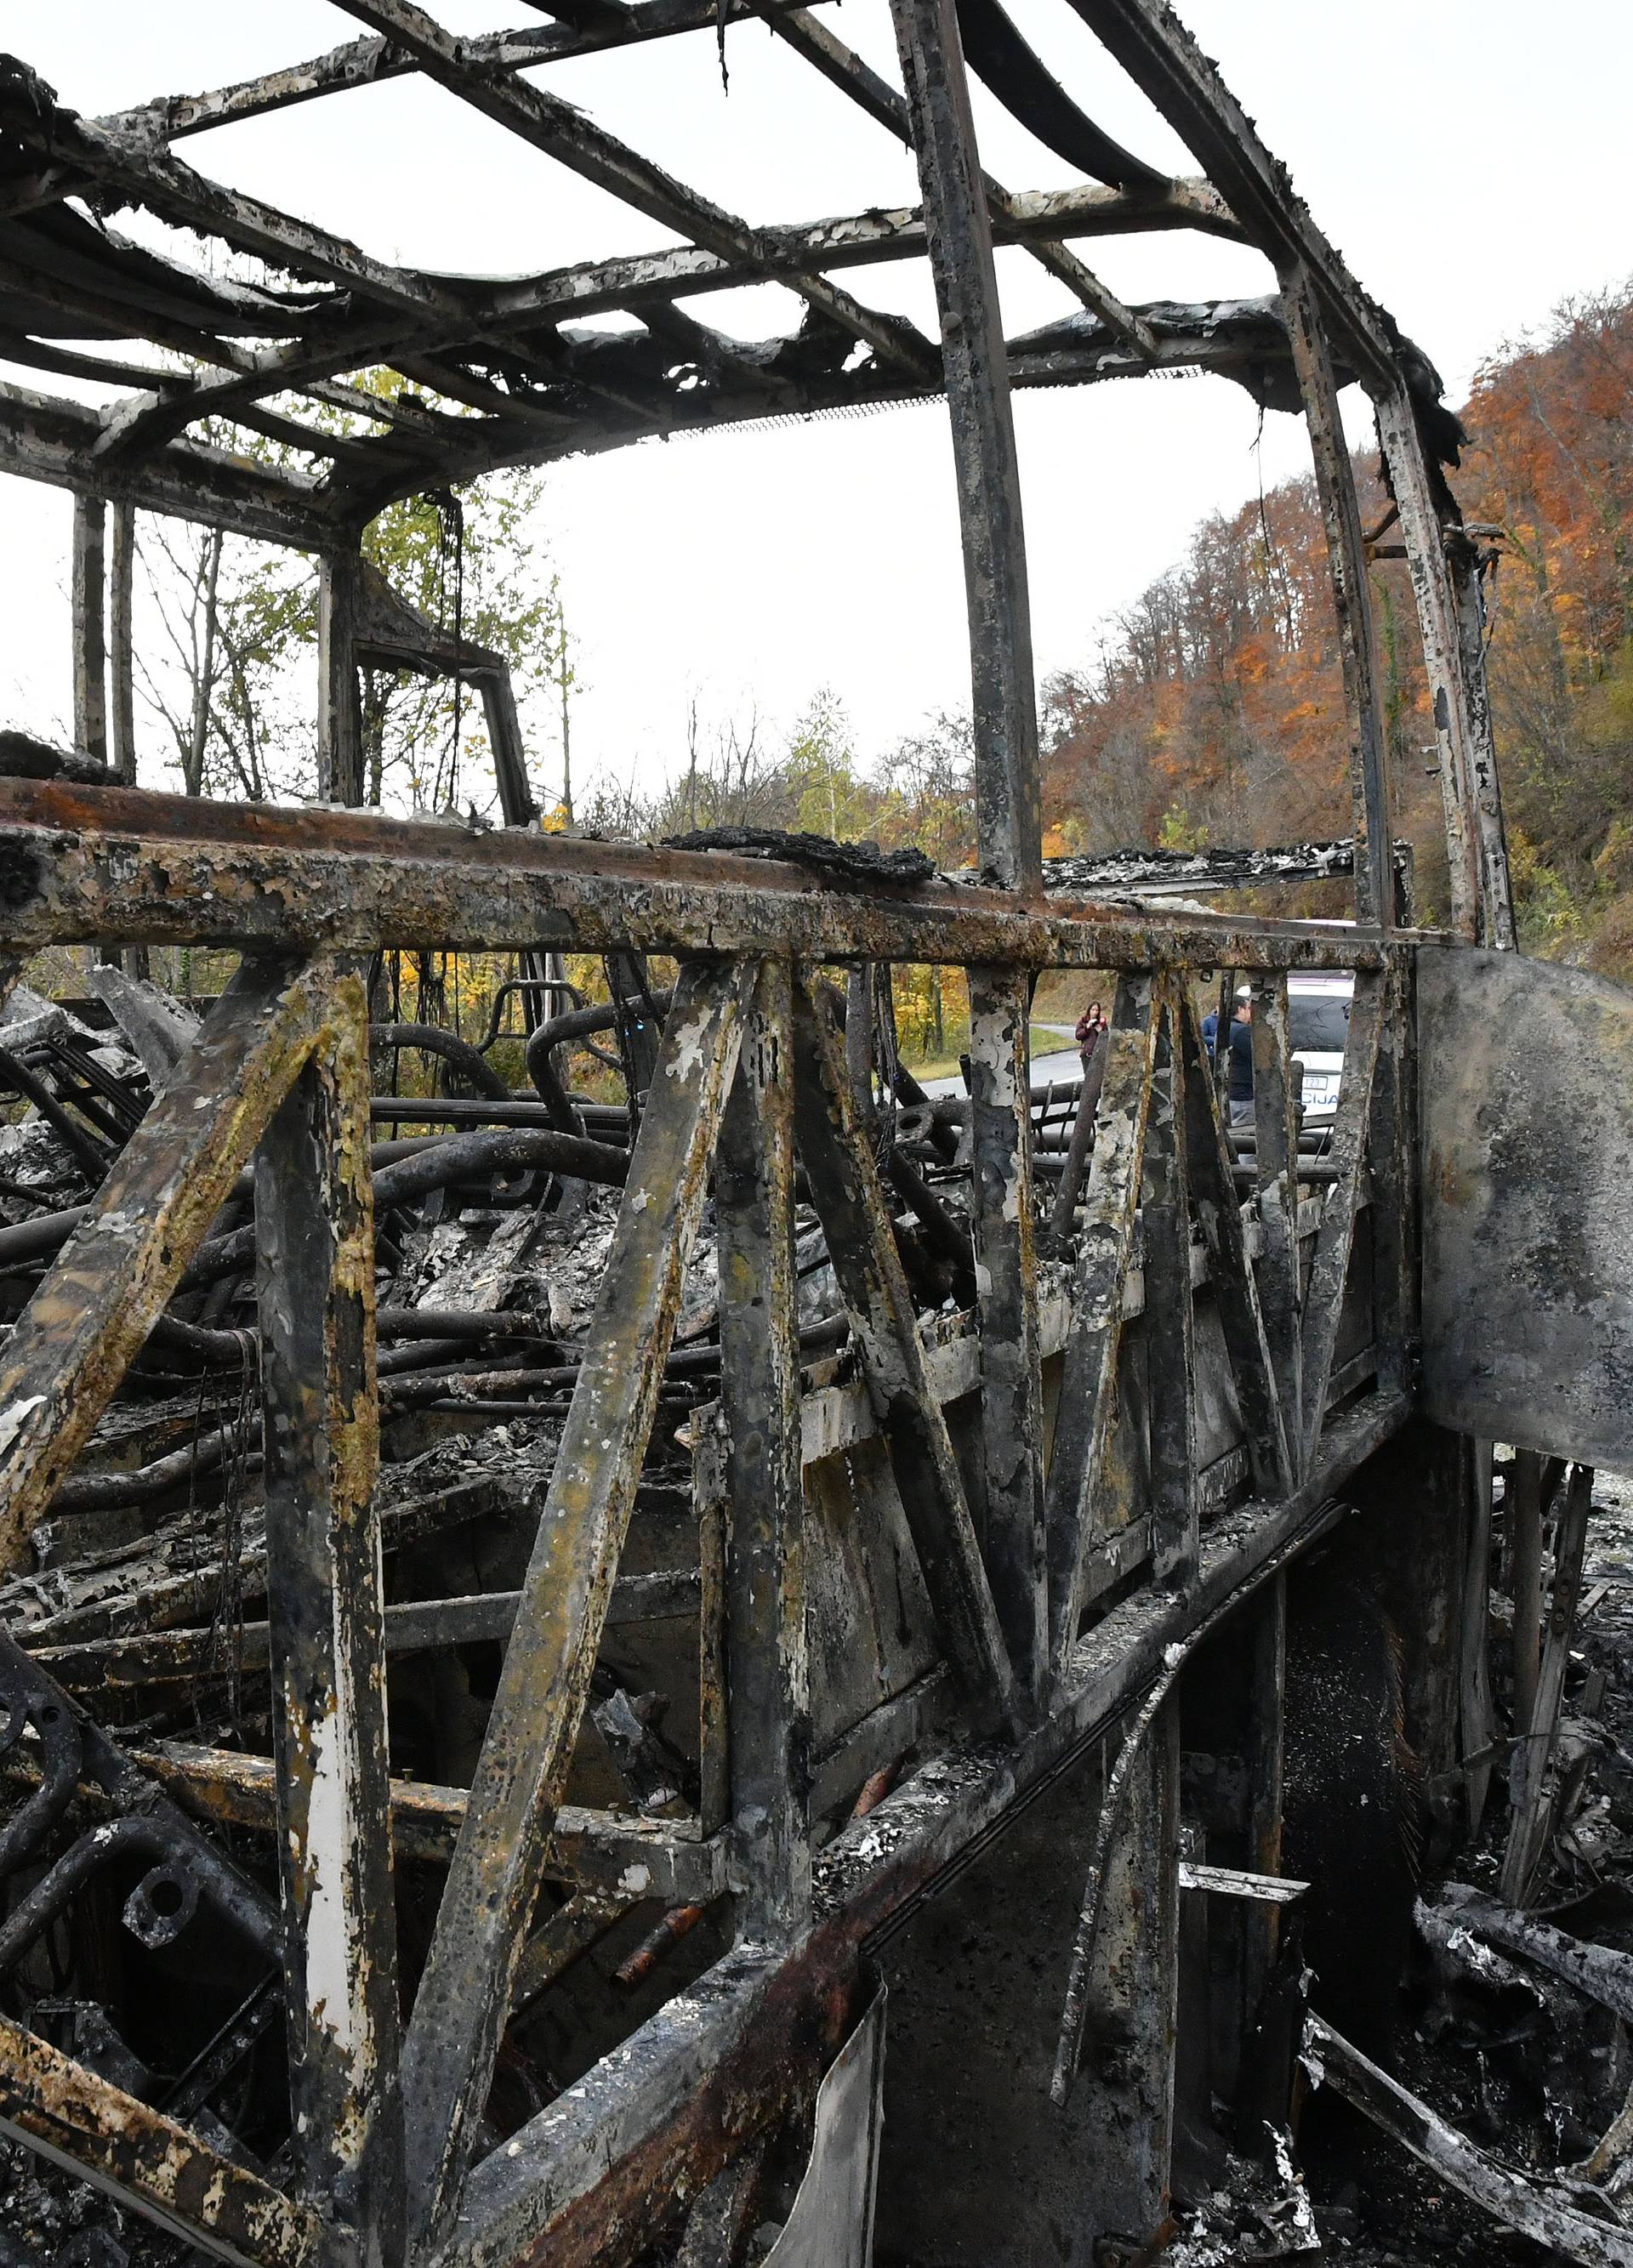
(845, 965, 877, 1128)
(1178, 1579, 1289, 2130)
(606, 950, 664, 1142)
(967, 967, 1046, 1704)
(1239, 1577, 1287, 2045)
(476, 667, 538, 826)
(108, 503, 137, 787)
(318, 549, 366, 806)
(1094, 1698, 1181, 2236)
(1368, 952, 1417, 1397)
(890, 0, 1048, 1701)
(1249, 974, 1302, 1447)
(1375, 388, 1515, 948)
(255, 967, 402, 2247)
(475, 665, 549, 1033)
(718, 958, 811, 1937)
(888, 0, 1041, 891)
(71, 493, 107, 767)
(1142, 995, 1198, 1588)
(1283, 267, 1391, 926)
(1445, 533, 1517, 946)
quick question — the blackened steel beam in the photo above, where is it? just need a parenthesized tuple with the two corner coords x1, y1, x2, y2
(9, 287, 1275, 537)
(316, 552, 365, 808)
(1175, 992, 1291, 1498)
(33, 116, 458, 326)
(478, 668, 541, 829)
(70, 493, 107, 770)
(1374, 386, 1479, 935)
(254, 971, 402, 2243)
(0, 956, 326, 1573)
(104, 1, 828, 144)
(396, 958, 750, 2253)
(792, 977, 1022, 1737)
(1062, 0, 1397, 390)
(889, 0, 1043, 890)
(1238, 1576, 1288, 2040)
(1374, 385, 1515, 946)
(31, 1572, 703, 1691)
(1297, 967, 1384, 1475)
(1078, 1695, 1181, 2214)
(1283, 266, 1392, 925)
(1044, 974, 1158, 1675)
(0, 381, 335, 549)
(134, 1742, 725, 1896)
(716, 958, 812, 1938)
(26, 184, 1229, 500)
(756, 6, 1159, 358)
(1366, 952, 1415, 1398)
(696, 1437, 731, 1837)
(330, 0, 939, 383)
(108, 500, 137, 785)
(1302, 2006, 1633, 2267)
(1445, 536, 1517, 949)
(0, 780, 1404, 971)
(469, 180, 1231, 329)
(1141, 991, 1198, 1587)
(1247, 973, 1301, 1445)
(0, 2015, 322, 2268)
(965, 968, 1047, 1708)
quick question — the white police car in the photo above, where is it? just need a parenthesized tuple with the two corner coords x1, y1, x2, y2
(1288, 973, 1353, 1122)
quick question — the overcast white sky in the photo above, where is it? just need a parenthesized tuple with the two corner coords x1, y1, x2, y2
(3, 0, 1629, 805)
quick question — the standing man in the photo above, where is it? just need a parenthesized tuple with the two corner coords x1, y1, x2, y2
(1227, 990, 1255, 1125)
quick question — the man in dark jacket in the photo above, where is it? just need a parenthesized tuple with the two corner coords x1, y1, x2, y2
(1227, 993, 1254, 1123)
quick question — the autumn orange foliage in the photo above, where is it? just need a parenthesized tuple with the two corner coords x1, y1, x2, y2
(1042, 284, 1633, 968)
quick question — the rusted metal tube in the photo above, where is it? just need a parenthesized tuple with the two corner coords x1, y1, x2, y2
(613, 1901, 708, 1990)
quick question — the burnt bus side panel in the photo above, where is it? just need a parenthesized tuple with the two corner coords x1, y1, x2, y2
(1419, 943, 1633, 1468)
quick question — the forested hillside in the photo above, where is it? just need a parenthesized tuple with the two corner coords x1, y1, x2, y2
(1040, 286, 1633, 970)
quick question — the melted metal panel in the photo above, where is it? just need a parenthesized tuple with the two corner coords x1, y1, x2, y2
(1420, 944, 1633, 1464)
(764, 1985, 886, 2268)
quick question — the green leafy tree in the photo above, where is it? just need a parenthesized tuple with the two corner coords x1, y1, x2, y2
(783, 689, 882, 840)
(134, 381, 568, 819)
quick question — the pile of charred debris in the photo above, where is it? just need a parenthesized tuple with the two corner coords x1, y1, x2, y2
(0, 957, 1018, 2266)
(2, 968, 1632, 2265)
(1160, 1458, 1633, 2268)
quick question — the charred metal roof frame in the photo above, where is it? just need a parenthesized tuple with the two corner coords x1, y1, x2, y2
(0, 0, 1509, 935)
